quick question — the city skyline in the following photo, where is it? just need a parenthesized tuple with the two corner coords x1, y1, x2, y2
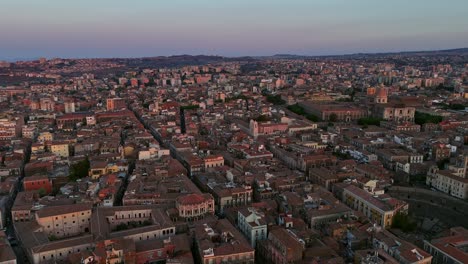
(1, 0, 468, 60)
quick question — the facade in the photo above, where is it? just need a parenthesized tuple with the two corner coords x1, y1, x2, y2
(238, 207, 267, 248)
(299, 102, 368, 122)
(23, 176, 53, 194)
(258, 228, 304, 264)
(432, 143, 451, 161)
(38, 132, 53, 142)
(50, 141, 69, 158)
(249, 120, 288, 138)
(175, 193, 214, 221)
(342, 185, 408, 228)
(22, 125, 37, 139)
(424, 227, 468, 264)
(374, 103, 416, 123)
(372, 88, 416, 123)
(35, 204, 93, 238)
(194, 219, 255, 264)
(17, 205, 176, 264)
(107, 98, 126, 111)
(203, 155, 224, 169)
(373, 230, 432, 264)
(426, 167, 468, 199)
(212, 186, 253, 214)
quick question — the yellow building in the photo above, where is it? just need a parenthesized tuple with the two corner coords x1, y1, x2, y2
(38, 132, 53, 142)
(50, 141, 69, 157)
(342, 185, 407, 228)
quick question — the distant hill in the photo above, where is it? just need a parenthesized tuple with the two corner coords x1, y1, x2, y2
(267, 48, 468, 59)
(3, 47, 467, 65)
(106, 55, 256, 68)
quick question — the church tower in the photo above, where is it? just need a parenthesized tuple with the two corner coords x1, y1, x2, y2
(249, 119, 259, 139)
(374, 87, 388, 104)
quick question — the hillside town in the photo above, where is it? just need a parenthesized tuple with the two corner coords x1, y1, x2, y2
(0, 53, 467, 264)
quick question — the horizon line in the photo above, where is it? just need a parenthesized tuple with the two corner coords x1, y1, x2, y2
(2, 46, 467, 63)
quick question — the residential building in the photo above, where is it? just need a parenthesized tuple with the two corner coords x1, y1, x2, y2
(238, 207, 267, 248)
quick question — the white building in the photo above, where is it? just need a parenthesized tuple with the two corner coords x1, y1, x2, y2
(238, 207, 267, 248)
(426, 166, 468, 199)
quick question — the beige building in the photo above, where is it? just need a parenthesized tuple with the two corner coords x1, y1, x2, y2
(203, 155, 224, 169)
(16, 205, 176, 264)
(375, 103, 416, 123)
(35, 204, 92, 238)
(38, 132, 53, 142)
(176, 193, 215, 221)
(342, 185, 408, 228)
(372, 88, 415, 123)
(50, 141, 69, 157)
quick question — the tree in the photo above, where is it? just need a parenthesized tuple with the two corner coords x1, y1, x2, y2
(38, 187, 47, 198)
(329, 113, 338, 122)
(287, 104, 305, 115)
(69, 157, 90, 181)
(255, 115, 270, 122)
(306, 114, 319, 122)
(414, 112, 443, 125)
(437, 158, 449, 170)
(391, 213, 417, 233)
(266, 95, 286, 105)
(358, 117, 383, 126)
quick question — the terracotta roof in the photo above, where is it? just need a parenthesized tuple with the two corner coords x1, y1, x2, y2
(177, 193, 212, 205)
(36, 203, 92, 218)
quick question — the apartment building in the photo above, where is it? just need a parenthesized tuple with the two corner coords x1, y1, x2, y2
(50, 141, 69, 158)
(426, 167, 468, 199)
(238, 207, 267, 248)
(424, 227, 468, 264)
(194, 219, 255, 264)
(342, 185, 408, 228)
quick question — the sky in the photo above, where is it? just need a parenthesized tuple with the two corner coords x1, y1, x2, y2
(0, 0, 467, 60)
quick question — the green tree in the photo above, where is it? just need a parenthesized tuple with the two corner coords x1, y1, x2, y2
(38, 187, 47, 198)
(69, 157, 90, 181)
(266, 95, 286, 105)
(287, 104, 305, 115)
(358, 117, 383, 126)
(391, 213, 417, 233)
(180, 105, 199, 110)
(414, 112, 443, 125)
(306, 114, 319, 122)
(255, 115, 270, 122)
(329, 113, 338, 122)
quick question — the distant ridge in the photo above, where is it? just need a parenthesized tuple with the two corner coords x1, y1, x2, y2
(269, 47, 468, 59)
(2, 47, 467, 63)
